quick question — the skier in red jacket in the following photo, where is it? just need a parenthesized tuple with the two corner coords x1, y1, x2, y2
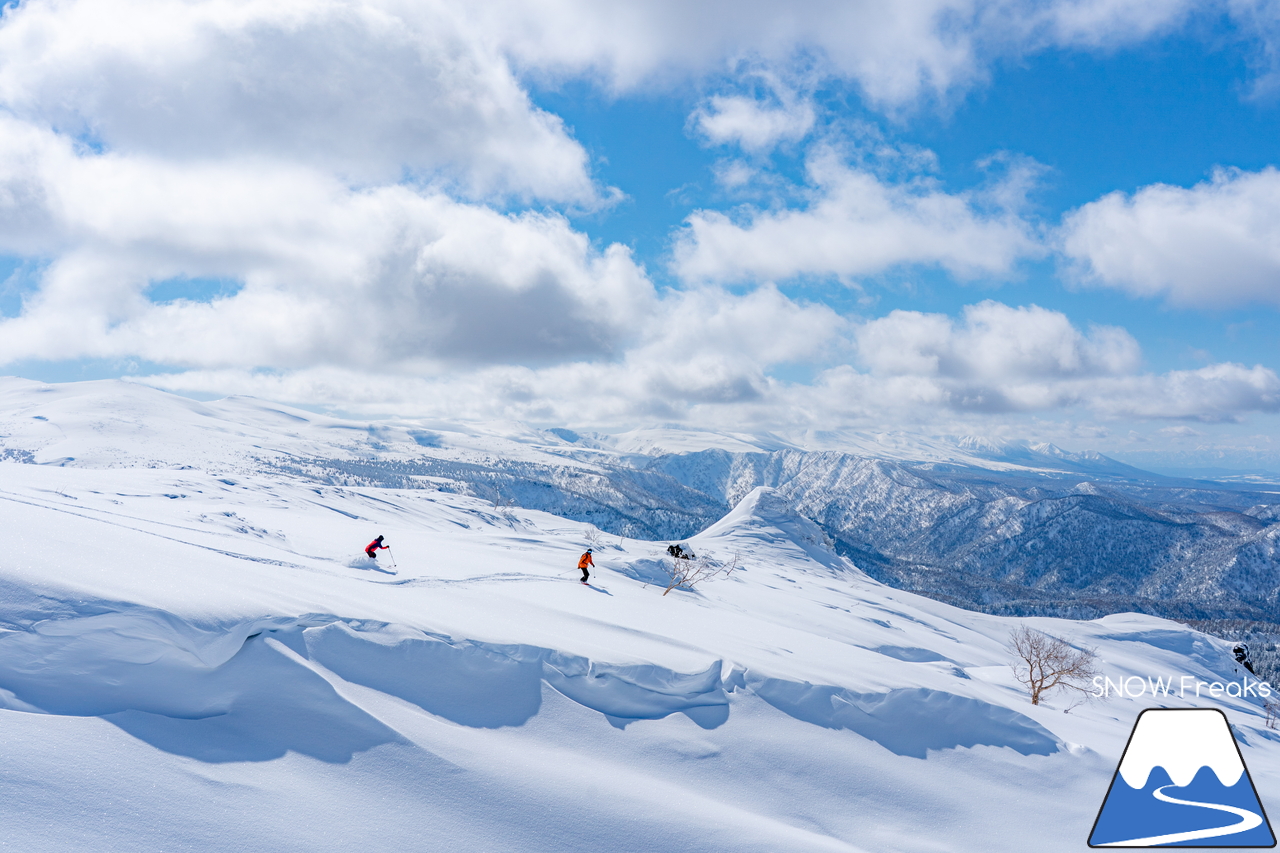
(366, 535, 388, 560)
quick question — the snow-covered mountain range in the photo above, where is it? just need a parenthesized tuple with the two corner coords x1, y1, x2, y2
(5, 377, 1275, 623)
(0, 377, 1276, 851)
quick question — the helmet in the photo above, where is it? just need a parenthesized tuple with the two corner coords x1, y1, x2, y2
(586, 548, 593, 552)
(376, 535, 384, 541)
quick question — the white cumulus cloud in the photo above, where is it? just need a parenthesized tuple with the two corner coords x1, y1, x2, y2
(1061, 167, 1280, 307)
(139, 285, 848, 424)
(851, 302, 1145, 413)
(138, 300, 1280, 429)
(0, 116, 653, 370)
(0, 0, 598, 202)
(1031, 0, 1197, 47)
(673, 149, 1042, 283)
(692, 73, 817, 154)
(0, 0, 1276, 442)
(856, 302, 1142, 381)
(485, 0, 1203, 109)
(822, 301, 1279, 422)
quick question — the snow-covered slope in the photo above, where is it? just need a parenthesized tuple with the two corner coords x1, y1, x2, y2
(3, 378, 1279, 620)
(0, 380, 1276, 851)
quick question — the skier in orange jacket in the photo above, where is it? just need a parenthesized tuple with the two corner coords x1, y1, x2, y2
(577, 548, 594, 583)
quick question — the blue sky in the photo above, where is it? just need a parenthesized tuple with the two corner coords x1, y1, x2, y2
(541, 31, 1280, 369)
(1, 1, 1279, 470)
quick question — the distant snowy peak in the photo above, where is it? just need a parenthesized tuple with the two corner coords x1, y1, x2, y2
(695, 487, 855, 574)
(956, 436, 1077, 458)
(953, 435, 1013, 455)
(596, 425, 1148, 479)
(952, 435, 1143, 476)
(700, 487, 810, 535)
(1117, 709, 1245, 789)
(0, 377, 1159, 482)
(589, 427, 797, 456)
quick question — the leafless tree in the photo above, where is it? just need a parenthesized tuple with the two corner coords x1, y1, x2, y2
(492, 492, 518, 525)
(1009, 625, 1100, 706)
(584, 527, 605, 549)
(1266, 698, 1279, 731)
(662, 549, 740, 596)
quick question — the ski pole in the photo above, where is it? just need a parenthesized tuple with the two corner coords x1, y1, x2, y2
(387, 548, 397, 569)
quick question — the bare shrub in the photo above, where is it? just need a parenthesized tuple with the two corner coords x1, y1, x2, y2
(492, 492, 518, 524)
(1266, 698, 1279, 731)
(663, 550, 740, 596)
(584, 527, 605, 549)
(1009, 625, 1100, 707)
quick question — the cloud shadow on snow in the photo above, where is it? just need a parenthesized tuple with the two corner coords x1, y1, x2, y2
(296, 623, 728, 730)
(296, 622, 546, 729)
(0, 607, 405, 763)
(0, 606, 736, 759)
(750, 678, 1060, 759)
(105, 637, 407, 763)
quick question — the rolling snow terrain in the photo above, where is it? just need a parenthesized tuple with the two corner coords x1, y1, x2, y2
(3, 377, 1277, 624)
(0, 377, 1276, 851)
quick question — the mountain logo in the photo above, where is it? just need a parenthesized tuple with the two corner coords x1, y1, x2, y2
(1089, 708, 1276, 847)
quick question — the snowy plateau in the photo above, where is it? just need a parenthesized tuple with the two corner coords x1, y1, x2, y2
(0, 376, 1276, 852)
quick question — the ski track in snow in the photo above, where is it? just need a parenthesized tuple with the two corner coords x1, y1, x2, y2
(0, 488, 314, 570)
(370, 572, 571, 587)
